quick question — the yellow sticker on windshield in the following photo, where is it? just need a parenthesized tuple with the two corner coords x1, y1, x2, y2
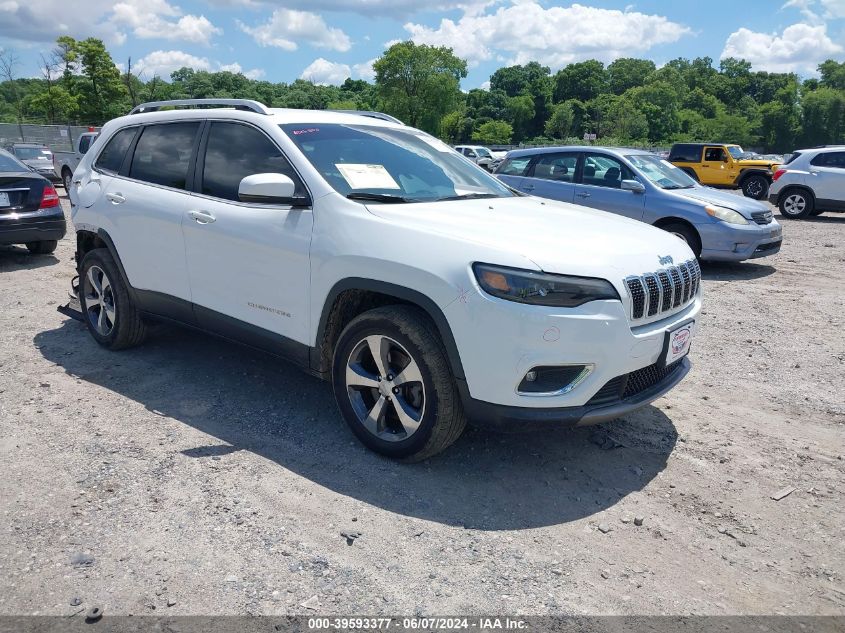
(336, 164, 400, 190)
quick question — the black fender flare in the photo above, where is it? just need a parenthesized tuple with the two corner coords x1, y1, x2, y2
(314, 278, 466, 381)
(735, 168, 772, 185)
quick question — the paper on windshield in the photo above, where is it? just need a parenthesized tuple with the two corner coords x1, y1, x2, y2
(336, 164, 400, 190)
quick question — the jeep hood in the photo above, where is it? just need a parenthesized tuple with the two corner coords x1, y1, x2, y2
(737, 159, 775, 168)
(669, 185, 770, 216)
(364, 196, 695, 282)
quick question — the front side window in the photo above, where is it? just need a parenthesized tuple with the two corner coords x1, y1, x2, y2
(281, 124, 514, 203)
(704, 147, 727, 162)
(129, 122, 200, 190)
(531, 152, 578, 183)
(202, 122, 305, 202)
(582, 153, 632, 188)
(95, 128, 137, 174)
(627, 154, 695, 190)
(496, 156, 531, 176)
(811, 151, 845, 168)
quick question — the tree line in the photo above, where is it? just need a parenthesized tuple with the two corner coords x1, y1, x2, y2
(1, 37, 844, 151)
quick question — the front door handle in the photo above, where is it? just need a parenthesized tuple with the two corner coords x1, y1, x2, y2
(576, 192, 591, 198)
(105, 192, 125, 204)
(189, 210, 216, 224)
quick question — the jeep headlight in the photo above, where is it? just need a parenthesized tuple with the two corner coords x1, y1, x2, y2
(705, 204, 748, 225)
(473, 263, 620, 307)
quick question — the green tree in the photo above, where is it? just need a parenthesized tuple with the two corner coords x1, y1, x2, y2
(472, 120, 513, 144)
(819, 59, 845, 90)
(373, 41, 467, 134)
(505, 94, 534, 141)
(606, 58, 655, 95)
(545, 101, 575, 139)
(627, 81, 680, 142)
(800, 87, 845, 147)
(553, 60, 606, 103)
(76, 38, 128, 123)
(440, 110, 474, 143)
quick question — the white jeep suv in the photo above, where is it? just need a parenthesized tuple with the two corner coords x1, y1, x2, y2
(67, 99, 701, 460)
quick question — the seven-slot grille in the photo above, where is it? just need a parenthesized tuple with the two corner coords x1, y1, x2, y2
(625, 259, 700, 321)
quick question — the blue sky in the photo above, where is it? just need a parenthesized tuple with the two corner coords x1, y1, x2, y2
(1, 0, 843, 88)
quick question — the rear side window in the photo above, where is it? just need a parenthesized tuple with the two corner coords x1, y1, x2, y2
(129, 122, 200, 190)
(201, 122, 304, 202)
(668, 144, 701, 162)
(531, 152, 579, 183)
(95, 128, 137, 174)
(811, 151, 845, 168)
(497, 156, 531, 176)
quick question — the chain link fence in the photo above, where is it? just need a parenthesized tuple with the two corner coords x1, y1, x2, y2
(0, 123, 100, 153)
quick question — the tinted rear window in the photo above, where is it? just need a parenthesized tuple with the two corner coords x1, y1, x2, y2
(668, 144, 702, 162)
(810, 151, 845, 168)
(95, 128, 137, 174)
(129, 122, 200, 190)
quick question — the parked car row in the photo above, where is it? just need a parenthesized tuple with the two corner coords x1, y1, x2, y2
(454, 145, 505, 172)
(60, 99, 700, 461)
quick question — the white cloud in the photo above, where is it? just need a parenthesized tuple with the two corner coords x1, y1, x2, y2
(211, 0, 495, 18)
(784, 0, 845, 19)
(299, 56, 377, 85)
(109, 0, 222, 45)
(820, 0, 845, 17)
(403, 2, 691, 69)
(0, 0, 221, 45)
(721, 23, 844, 74)
(237, 9, 351, 52)
(134, 50, 264, 79)
(300, 58, 351, 85)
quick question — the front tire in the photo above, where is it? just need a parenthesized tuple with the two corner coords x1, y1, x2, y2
(741, 174, 769, 200)
(79, 248, 147, 350)
(25, 240, 57, 254)
(332, 305, 466, 461)
(779, 189, 814, 219)
(659, 222, 702, 259)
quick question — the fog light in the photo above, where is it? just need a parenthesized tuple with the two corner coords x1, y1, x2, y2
(525, 370, 537, 382)
(518, 365, 592, 395)
(733, 242, 749, 252)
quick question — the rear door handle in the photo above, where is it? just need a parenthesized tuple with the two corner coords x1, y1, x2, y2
(576, 192, 591, 198)
(189, 210, 216, 224)
(521, 185, 535, 192)
(105, 192, 125, 204)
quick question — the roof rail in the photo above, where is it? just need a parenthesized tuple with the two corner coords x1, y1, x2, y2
(129, 99, 271, 115)
(330, 110, 404, 125)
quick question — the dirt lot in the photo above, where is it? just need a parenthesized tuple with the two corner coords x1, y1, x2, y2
(0, 194, 843, 617)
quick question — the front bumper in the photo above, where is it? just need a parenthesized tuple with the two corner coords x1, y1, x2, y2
(0, 214, 66, 245)
(697, 220, 782, 262)
(460, 357, 691, 429)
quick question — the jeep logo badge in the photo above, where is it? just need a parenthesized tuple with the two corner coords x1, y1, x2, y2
(658, 255, 673, 265)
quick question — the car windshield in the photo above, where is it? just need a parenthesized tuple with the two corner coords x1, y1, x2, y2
(280, 124, 514, 203)
(727, 146, 744, 159)
(14, 147, 51, 160)
(627, 154, 696, 190)
(0, 153, 27, 172)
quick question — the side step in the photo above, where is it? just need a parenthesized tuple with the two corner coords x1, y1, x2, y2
(57, 276, 84, 322)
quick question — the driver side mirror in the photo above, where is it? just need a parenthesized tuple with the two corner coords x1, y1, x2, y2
(238, 173, 309, 206)
(621, 179, 645, 194)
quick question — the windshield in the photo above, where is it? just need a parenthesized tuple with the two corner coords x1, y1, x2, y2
(14, 147, 51, 160)
(281, 124, 514, 203)
(0, 153, 27, 172)
(727, 146, 744, 159)
(627, 154, 696, 189)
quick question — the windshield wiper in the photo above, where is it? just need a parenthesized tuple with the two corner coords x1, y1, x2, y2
(435, 193, 501, 201)
(663, 185, 694, 190)
(346, 192, 410, 203)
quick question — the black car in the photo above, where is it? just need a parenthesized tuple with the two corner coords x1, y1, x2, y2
(0, 148, 66, 254)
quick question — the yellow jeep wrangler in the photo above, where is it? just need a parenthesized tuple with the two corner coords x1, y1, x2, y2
(668, 143, 779, 200)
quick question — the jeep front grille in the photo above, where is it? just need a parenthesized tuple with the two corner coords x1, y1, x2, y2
(625, 259, 700, 323)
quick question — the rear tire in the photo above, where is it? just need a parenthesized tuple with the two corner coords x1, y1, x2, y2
(741, 174, 769, 200)
(778, 189, 814, 219)
(658, 222, 702, 259)
(332, 305, 466, 461)
(25, 240, 57, 254)
(79, 248, 147, 350)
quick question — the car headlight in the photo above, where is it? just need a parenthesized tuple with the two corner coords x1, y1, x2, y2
(473, 263, 620, 307)
(705, 204, 748, 225)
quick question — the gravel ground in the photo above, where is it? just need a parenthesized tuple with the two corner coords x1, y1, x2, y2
(0, 194, 843, 617)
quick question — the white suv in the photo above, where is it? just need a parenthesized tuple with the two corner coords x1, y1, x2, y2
(769, 146, 845, 219)
(67, 99, 701, 460)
